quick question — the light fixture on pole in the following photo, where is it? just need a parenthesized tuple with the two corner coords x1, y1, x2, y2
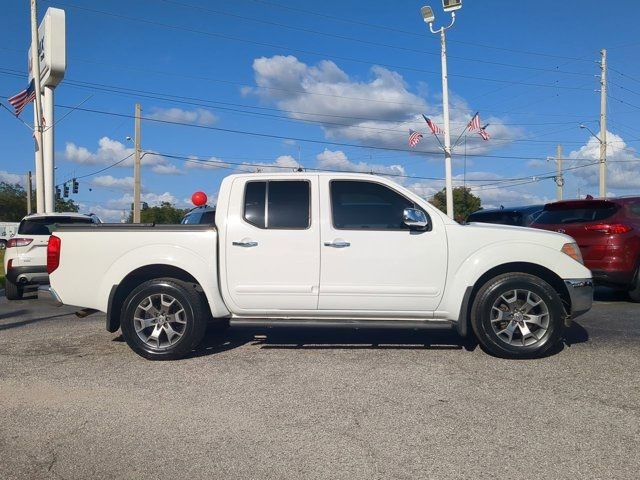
(420, 1, 462, 219)
(579, 124, 606, 197)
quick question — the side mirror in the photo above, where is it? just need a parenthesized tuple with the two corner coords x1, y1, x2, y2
(403, 208, 429, 230)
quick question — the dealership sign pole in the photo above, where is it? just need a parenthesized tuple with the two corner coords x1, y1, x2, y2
(28, 6, 65, 213)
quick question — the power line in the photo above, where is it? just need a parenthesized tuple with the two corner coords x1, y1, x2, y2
(155, 0, 593, 77)
(56, 152, 135, 187)
(45, 2, 594, 92)
(41, 103, 604, 163)
(0, 71, 603, 144)
(0, 64, 595, 122)
(243, 0, 597, 63)
(609, 66, 640, 85)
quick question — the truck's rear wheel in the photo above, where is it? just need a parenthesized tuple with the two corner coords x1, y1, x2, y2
(5, 278, 24, 300)
(470, 273, 565, 359)
(120, 278, 207, 360)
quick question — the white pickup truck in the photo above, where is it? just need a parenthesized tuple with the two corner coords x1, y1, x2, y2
(47, 172, 593, 360)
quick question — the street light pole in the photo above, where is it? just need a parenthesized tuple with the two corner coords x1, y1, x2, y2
(438, 25, 454, 219)
(421, 4, 460, 219)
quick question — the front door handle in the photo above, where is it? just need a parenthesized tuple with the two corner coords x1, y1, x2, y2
(324, 240, 350, 248)
(232, 239, 258, 248)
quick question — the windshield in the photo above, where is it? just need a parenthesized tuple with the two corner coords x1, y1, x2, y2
(18, 217, 94, 235)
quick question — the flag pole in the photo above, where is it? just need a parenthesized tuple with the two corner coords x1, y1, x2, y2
(452, 111, 477, 149)
(30, 0, 46, 213)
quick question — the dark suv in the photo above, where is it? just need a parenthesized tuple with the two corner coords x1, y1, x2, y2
(466, 205, 544, 227)
(181, 205, 216, 225)
(530, 197, 640, 301)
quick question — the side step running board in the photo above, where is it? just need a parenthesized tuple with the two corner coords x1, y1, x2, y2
(229, 318, 455, 330)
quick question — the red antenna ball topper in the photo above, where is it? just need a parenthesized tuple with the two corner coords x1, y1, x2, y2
(191, 191, 207, 207)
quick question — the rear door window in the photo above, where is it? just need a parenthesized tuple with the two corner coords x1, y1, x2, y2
(18, 217, 93, 235)
(243, 180, 310, 229)
(535, 201, 618, 224)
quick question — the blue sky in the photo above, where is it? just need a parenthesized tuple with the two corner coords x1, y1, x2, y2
(2, 0, 640, 220)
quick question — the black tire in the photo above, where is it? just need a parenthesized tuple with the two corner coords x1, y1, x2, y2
(470, 273, 565, 359)
(628, 268, 640, 303)
(120, 278, 208, 360)
(0, 240, 6, 250)
(5, 278, 24, 300)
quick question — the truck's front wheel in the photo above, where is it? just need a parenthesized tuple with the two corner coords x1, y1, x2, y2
(120, 278, 207, 360)
(470, 273, 565, 359)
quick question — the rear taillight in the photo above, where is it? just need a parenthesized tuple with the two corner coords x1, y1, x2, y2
(47, 235, 61, 274)
(6, 238, 33, 248)
(585, 223, 632, 234)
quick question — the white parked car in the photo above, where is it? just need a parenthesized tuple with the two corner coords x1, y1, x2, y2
(3, 212, 100, 300)
(47, 172, 593, 360)
(0, 222, 19, 249)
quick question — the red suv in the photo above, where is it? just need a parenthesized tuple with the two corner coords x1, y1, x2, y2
(530, 197, 640, 301)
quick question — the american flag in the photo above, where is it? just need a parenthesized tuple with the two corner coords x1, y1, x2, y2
(478, 123, 490, 141)
(8, 80, 36, 117)
(422, 114, 443, 135)
(408, 129, 423, 148)
(467, 112, 481, 132)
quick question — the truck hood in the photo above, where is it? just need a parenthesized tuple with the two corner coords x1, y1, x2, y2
(463, 222, 576, 249)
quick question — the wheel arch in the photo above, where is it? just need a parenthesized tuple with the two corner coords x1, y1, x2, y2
(457, 262, 571, 338)
(106, 264, 219, 333)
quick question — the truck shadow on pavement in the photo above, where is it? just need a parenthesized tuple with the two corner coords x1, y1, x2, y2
(187, 321, 590, 359)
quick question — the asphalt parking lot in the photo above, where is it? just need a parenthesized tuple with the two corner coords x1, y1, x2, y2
(0, 289, 639, 480)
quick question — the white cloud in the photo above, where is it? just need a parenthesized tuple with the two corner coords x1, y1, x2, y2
(237, 155, 302, 173)
(185, 156, 225, 170)
(62, 137, 181, 175)
(79, 204, 127, 223)
(148, 107, 217, 126)
(568, 131, 640, 191)
(151, 164, 182, 175)
(105, 191, 192, 210)
(316, 149, 405, 177)
(0, 171, 25, 185)
(91, 175, 135, 191)
(245, 55, 520, 153)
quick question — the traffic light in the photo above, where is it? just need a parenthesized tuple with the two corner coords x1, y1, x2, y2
(55, 186, 61, 199)
(63, 183, 69, 198)
(72, 178, 79, 194)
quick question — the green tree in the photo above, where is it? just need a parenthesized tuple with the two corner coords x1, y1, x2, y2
(127, 202, 189, 224)
(0, 182, 79, 221)
(55, 197, 80, 213)
(429, 187, 482, 223)
(0, 182, 28, 221)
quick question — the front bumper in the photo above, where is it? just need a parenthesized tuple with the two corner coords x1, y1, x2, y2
(564, 278, 594, 320)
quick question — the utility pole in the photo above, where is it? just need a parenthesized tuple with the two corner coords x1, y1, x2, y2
(133, 103, 142, 223)
(27, 171, 33, 214)
(599, 49, 607, 198)
(30, 0, 45, 213)
(556, 144, 563, 201)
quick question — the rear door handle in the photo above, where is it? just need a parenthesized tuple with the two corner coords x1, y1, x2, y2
(232, 239, 258, 248)
(324, 240, 350, 248)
